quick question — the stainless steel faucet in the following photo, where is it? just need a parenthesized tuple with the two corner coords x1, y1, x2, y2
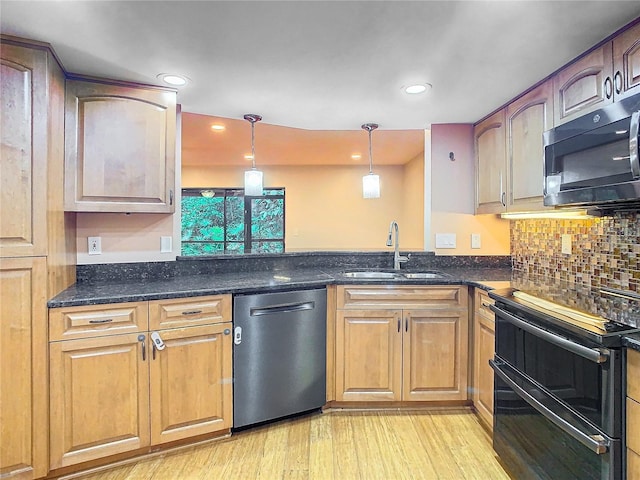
(386, 221, 409, 270)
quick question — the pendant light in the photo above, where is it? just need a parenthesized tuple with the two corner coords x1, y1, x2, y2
(243, 114, 263, 196)
(362, 123, 380, 198)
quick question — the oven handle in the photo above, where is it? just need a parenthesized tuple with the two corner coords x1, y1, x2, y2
(490, 359, 609, 455)
(630, 109, 639, 179)
(490, 304, 609, 364)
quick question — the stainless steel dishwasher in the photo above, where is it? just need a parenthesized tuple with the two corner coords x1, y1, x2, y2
(233, 287, 327, 429)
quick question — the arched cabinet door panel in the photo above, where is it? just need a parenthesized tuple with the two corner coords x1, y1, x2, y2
(64, 78, 176, 213)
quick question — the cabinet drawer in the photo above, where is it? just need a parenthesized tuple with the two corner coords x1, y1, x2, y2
(629, 349, 640, 401)
(337, 285, 467, 310)
(149, 295, 231, 330)
(49, 302, 149, 341)
(475, 290, 495, 321)
(629, 397, 640, 454)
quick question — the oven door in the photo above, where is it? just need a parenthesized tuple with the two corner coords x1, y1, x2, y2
(491, 303, 622, 437)
(491, 357, 621, 480)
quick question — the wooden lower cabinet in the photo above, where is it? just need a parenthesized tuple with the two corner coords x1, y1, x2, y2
(472, 289, 495, 430)
(335, 286, 468, 403)
(49, 333, 150, 469)
(0, 257, 48, 479)
(149, 323, 232, 444)
(49, 298, 233, 471)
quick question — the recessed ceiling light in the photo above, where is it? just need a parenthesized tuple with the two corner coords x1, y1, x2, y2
(404, 83, 432, 94)
(211, 124, 225, 131)
(157, 73, 189, 86)
(351, 153, 362, 160)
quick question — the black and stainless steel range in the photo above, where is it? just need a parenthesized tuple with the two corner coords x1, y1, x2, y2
(488, 288, 639, 480)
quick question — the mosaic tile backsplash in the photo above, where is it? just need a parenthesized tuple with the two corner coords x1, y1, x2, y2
(511, 211, 640, 293)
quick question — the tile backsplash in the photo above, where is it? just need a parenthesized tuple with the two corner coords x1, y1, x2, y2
(511, 211, 640, 293)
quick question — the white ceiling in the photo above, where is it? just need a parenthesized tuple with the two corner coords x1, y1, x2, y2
(2, 1, 639, 131)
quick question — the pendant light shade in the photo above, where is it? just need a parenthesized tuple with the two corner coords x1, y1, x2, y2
(362, 123, 380, 198)
(243, 114, 263, 196)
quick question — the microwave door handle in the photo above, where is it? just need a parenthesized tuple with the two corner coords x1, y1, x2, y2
(630, 110, 639, 179)
(490, 359, 610, 455)
(490, 305, 609, 364)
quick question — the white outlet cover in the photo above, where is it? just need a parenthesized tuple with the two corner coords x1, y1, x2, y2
(471, 233, 481, 249)
(561, 234, 572, 255)
(160, 236, 172, 253)
(88, 236, 101, 255)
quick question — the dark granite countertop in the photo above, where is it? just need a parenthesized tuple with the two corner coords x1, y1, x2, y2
(624, 333, 640, 352)
(48, 266, 513, 308)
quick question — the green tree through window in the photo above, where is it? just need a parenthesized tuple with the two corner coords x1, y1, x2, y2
(181, 188, 285, 255)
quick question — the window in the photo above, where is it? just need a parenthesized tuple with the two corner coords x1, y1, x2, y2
(181, 188, 285, 255)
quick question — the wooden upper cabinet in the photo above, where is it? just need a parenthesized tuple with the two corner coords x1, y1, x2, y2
(553, 21, 640, 125)
(506, 79, 553, 212)
(613, 21, 640, 99)
(0, 43, 48, 257)
(475, 109, 507, 214)
(553, 43, 613, 125)
(64, 78, 176, 213)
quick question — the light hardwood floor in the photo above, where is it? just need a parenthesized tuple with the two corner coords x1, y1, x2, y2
(69, 409, 509, 480)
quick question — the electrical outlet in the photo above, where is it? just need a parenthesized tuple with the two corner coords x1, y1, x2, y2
(88, 236, 101, 255)
(471, 233, 481, 249)
(561, 234, 572, 255)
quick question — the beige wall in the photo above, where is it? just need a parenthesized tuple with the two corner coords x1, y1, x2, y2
(429, 124, 510, 255)
(182, 162, 425, 251)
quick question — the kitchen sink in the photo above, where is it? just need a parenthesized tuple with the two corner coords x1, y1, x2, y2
(402, 272, 449, 279)
(342, 271, 401, 279)
(341, 270, 449, 280)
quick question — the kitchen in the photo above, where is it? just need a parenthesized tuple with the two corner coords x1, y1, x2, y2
(2, 1, 640, 479)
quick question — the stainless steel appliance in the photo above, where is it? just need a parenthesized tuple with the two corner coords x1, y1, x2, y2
(233, 288, 327, 429)
(543, 91, 640, 208)
(489, 288, 639, 480)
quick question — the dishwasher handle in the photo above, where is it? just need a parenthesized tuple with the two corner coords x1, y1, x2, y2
(250, 301, 315, 317)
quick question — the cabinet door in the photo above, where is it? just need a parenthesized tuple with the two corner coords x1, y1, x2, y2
(335, 310, 402, 402)
(149, 323, 232, 445)
(49, 333, 150, 469)
(402, 309, 468, 401)
(507, 80, 553, 212)
(473, 290, 495, 430)
(64, 79, 176, 213)
(0, 43, 47, 257)
(0, 257, 47, 479)
(612, 22, 640, 99)
(475, 109, 507, 214)
(553, 42, 613, 125)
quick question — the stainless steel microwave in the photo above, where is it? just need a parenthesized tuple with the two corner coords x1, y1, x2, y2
(543, 92, 640, 208)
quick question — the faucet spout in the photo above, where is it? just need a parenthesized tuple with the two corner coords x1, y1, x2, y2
(387, 221, 409, 270)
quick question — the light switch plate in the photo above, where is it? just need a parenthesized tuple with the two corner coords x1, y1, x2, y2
(435, 233, 457, 249)
(471, 233, 481, 249)
(160, 236, 172, 253)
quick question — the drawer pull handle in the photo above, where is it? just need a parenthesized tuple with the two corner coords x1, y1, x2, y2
(481, 302, 492, 308)
(182, 310, 203, 316)
(89, 318, 113, 324)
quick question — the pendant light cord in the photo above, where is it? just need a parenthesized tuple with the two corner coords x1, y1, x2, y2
(251, 121, 256, 170)
(368, 128, 373, 174)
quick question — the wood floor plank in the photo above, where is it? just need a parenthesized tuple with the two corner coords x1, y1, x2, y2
(70, 410, 508, 480)
(308, 412, 335, 480)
